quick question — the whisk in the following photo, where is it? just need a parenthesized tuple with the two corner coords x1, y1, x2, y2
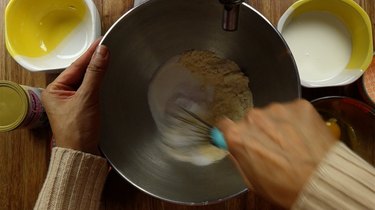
(169, 105, 228, 150)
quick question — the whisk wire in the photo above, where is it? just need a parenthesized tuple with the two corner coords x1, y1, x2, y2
(177, 106, 212, 128)
(170, 106, 212, 132)
(168, 105, 228, 149)
(169, 112, 210, 132)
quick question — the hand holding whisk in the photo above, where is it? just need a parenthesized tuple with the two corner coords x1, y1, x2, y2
(169, 105, 228, 149)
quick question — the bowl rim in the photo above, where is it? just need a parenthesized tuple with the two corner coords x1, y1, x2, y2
(311, 96, 375, 116)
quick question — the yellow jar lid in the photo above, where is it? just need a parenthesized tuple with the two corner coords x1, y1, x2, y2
(0, 81, 28, 132)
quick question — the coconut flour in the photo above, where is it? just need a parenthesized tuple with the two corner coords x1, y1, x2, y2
(148, 50, 253, 166)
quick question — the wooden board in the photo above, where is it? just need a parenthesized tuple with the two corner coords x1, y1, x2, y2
(0, 0, 374, 209)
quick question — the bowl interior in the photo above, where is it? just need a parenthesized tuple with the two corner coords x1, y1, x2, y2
(5, 0, 101, 72)
(100, 0, 300, 204)
(312, 97, 375, 165)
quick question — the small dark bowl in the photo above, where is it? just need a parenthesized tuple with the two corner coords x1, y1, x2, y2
(312, 96, 375, 165)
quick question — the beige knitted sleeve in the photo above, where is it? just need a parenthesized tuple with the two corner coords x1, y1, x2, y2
(34, 147, 109, 210)
(292, 142, 375, 210)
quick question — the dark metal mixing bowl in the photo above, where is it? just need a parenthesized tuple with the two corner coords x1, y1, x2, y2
(99, 0, 300, 205)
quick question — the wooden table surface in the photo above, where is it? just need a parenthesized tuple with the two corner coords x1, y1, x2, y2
(0, 0, 374, 209)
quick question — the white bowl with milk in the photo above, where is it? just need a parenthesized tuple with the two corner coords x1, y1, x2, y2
(278, 0, 373, 87)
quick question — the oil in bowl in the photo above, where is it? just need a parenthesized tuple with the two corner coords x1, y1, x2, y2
(6, 0, 87, 57)
(5, 0, 101, 71)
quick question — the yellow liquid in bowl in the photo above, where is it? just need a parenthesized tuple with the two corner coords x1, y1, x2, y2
(5, 0, 87, 57)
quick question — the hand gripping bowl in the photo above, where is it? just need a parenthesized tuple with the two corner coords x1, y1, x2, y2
(99, 0, 300, 205)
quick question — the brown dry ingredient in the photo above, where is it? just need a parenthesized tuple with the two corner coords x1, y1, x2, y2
(178, 50, 253, 122)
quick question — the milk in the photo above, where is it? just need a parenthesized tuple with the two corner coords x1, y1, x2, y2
(282, 12, 352, 83)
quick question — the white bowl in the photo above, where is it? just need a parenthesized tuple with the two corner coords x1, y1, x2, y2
(5, 0, 101, 72)
(277, 0, 373, 87)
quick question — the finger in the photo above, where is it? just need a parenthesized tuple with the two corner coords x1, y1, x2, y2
(227, 129, 282, 194)
(280, 99, 320, 124)
(50, 39, 102, 90)
(217, 118, 254, 171)
(230, 128, 294, 189)
(79, 44, 110, 96)
(216, 117, 235, 132)
(263, 102, 291, 122)
(249, 109, 285, 147)
(228, 154, 254, 190)
(239, 119, 288, 160)
(216, 117, 242, 150)
(218, 117, 283, 190)
(253, 103, 312, 153)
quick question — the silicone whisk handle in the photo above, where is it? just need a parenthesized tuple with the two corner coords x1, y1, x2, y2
(210, 127, 227, 150)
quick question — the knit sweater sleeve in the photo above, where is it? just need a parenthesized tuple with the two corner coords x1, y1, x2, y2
(34, 147, 109, 210)
(292, 142, 375, 210)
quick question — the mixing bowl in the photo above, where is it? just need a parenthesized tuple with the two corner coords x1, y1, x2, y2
(99, 0, 300, 204)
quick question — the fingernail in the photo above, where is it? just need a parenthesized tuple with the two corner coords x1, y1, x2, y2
(95, 45, 108, 58)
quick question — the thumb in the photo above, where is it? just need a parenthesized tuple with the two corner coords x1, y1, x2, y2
(216, 117, 241, 149)
(80, 45, 110, 95)
(216, 117, 236, 138)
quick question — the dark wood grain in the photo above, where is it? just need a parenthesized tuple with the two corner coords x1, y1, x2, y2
(0, 0, 374, 209)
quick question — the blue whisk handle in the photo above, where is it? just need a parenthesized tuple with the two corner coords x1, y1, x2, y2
(210, 127, 227, 150)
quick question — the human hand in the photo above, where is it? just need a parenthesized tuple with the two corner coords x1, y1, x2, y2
(42, 39, 109, 155)
(217, 99, 338, 208)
